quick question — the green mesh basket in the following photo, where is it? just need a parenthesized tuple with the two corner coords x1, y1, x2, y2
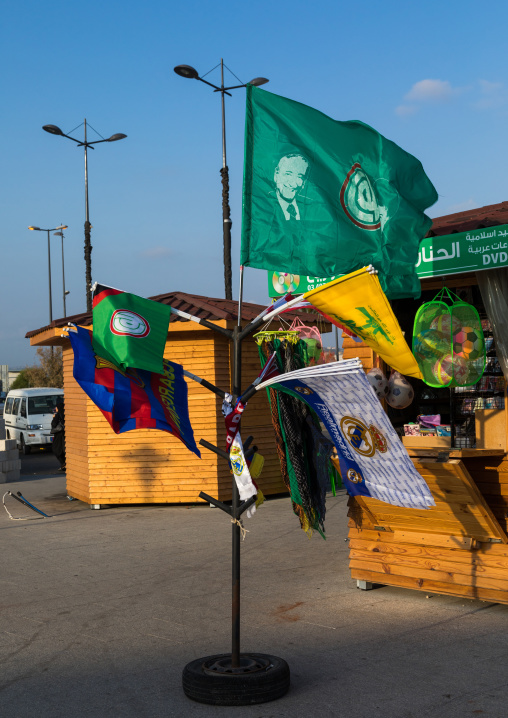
(412, 287, 486, 388)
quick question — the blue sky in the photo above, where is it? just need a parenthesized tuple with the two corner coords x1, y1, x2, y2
(1, 0, 507, 367)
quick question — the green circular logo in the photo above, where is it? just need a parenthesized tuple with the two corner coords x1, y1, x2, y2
(340, 163, 381, 230)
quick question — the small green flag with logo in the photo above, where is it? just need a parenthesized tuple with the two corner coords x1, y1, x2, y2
(241, 86, 438, 299)
(92, 284, 171, 374)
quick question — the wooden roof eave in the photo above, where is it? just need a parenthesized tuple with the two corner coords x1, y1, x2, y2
(29, 318, 232, 347)
(29, 326, 81, 347)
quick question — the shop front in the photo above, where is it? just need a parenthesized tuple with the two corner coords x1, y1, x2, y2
(346, 202, 508, 603)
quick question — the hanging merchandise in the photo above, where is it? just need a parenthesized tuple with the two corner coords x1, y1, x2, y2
(230, 433, 259, 519)
(249, 452, 265, 479)
(289, 316, 323, 365)
(255, 358, 435, 510)
(253, 329, 300, 345)
(366, 368, 389, 401)
(413, 287, 486, 388)
(222, 398, 265, 520)
(257, 336, 336, 538)
(386, 371, 415, 409)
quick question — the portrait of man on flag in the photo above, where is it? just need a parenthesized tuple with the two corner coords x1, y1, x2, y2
(241, 85, 438, 300)
(271, 153, 310, 222)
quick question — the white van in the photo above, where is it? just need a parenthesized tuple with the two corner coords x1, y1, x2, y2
(4, 388, 64, 454)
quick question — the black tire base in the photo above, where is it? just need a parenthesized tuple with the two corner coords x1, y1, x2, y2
(182, 653, 290, 706)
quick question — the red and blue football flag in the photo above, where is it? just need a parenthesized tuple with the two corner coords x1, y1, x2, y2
(69, 325, 200, 457)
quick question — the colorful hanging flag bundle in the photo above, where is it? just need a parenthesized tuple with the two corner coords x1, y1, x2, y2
(256, 359, 434, 510)
(257, 336, 336, 537)
(241, 86, 437, 300)
(260, 267, 423, 379)
(68, 325, 200, 456)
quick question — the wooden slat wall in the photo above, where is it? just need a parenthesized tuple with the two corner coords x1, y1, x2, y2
(63, 327, 286, 506)
(342, 336, 375, 371)
(348, 525, 508, 603)
(83, 330, 221, 504)
(348, 458, 508, 604)
(355, 459, 506, 542)
(63, 345, 91, 503)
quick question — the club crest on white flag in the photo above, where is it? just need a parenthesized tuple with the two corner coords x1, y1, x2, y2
(230, 433, 258, 518)
(257, 359, 435, 510)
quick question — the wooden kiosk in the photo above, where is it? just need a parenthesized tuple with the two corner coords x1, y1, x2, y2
(346, 203, 508, 604)
(26, 292, 321, 507)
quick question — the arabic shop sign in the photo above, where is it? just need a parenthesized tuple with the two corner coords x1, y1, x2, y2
(267, 224, 508, 296)
(416, 223, 508, 278)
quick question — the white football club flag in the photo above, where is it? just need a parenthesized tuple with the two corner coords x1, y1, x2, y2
(230, 433, 258, 518)
(257, 359, 434, 510)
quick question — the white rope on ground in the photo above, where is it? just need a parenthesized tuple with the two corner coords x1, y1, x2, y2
(2, 492, 44, 521)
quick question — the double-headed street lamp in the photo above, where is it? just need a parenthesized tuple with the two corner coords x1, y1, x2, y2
(53, 228, 70, 317)
(42, 120, 127, 312)
(174, 61, 268, 300)
(28, 225, 68, 324)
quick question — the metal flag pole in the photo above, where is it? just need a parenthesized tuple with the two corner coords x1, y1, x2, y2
(220, 59, 233, 300)
(237, 265, 244, 327)
(174, 60, 288, 705)
(232, 264, 245, 666)
(183, 289, 289, 703)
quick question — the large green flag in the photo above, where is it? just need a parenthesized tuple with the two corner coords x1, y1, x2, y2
(241, 86, 438, 299)
(92, 284, 171, 374)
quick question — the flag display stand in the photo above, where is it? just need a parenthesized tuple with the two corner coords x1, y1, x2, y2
(181, 313, 290, 706)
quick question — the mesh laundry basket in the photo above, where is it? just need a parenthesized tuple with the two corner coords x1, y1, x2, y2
(412, 287, 485, 388)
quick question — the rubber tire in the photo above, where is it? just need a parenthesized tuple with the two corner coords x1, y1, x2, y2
(19, 435, 31, 455)
(182, 653, 290, 706)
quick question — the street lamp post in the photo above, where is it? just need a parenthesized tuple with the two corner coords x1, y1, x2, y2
(28, 225, 68, 324)
(42, 121, 127, 313)
(174, 61, 268, 300)
(53, 228, 69, 317)
(174, 62, 273, 691)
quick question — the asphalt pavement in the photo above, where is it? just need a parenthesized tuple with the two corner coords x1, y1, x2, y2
(0, 416, 60, 477)
(19, 447, 61, 477)
(1, 456, 508, 718)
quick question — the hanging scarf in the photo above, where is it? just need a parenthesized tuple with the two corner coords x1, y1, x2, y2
(222, 394, 246, 450)
(258, 338, 328, 537)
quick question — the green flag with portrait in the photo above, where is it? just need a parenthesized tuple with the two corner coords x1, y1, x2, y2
(240, 86, 438, 299)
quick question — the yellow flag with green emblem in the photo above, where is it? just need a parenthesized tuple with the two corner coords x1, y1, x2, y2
(304, 268, 422, 378)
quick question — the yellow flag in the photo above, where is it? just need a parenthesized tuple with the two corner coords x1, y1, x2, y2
(304, 268, 422, 379)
